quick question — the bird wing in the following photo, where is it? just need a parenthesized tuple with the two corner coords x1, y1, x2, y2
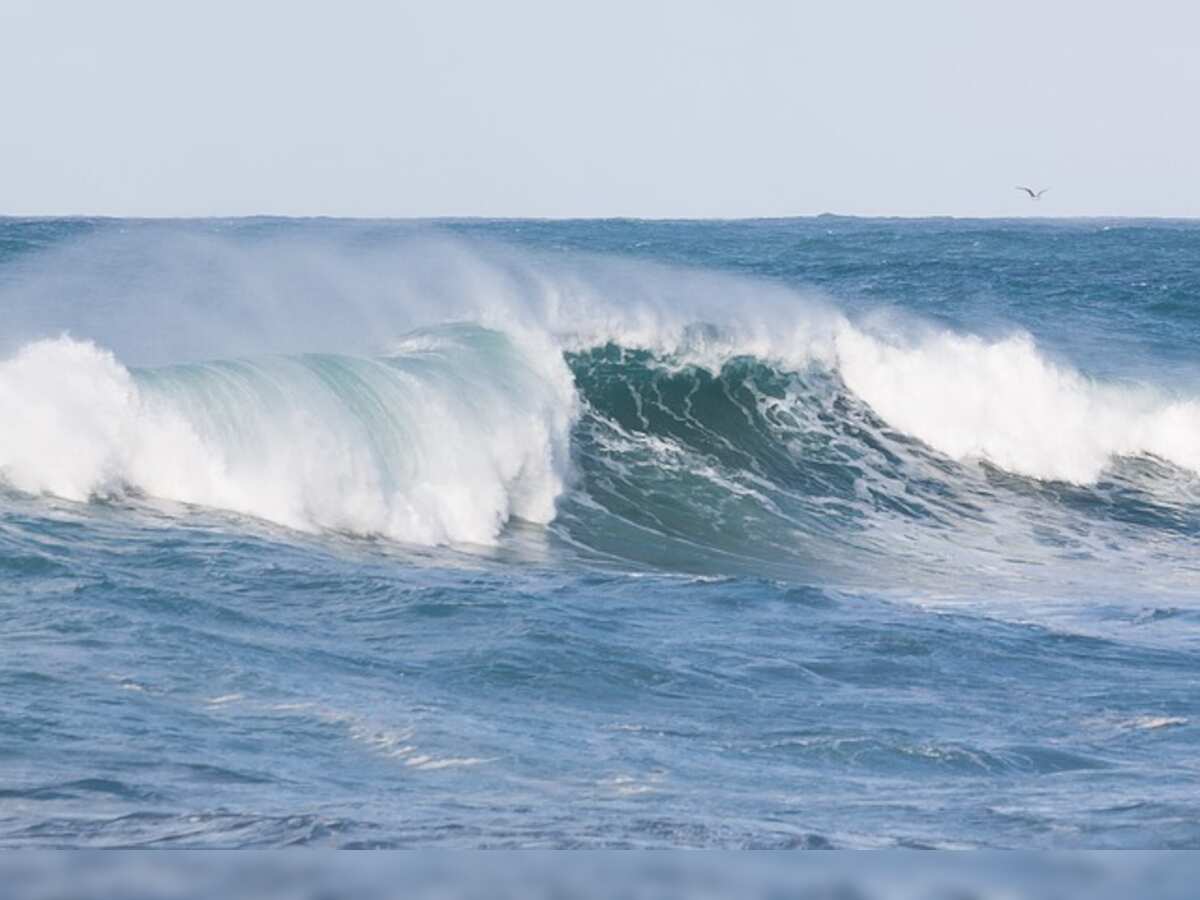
(1035, 188, 1050, 198)
(1015, 186, 1035, 198)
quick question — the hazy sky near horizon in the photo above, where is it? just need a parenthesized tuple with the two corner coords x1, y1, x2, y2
(2, 1, 1198, 218)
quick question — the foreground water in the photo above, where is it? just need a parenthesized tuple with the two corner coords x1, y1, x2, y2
(1, 217, 1198, 847)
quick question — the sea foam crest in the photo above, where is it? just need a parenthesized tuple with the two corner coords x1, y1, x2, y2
(833, 325, 1200, 484)
(0, 326, 576, 545)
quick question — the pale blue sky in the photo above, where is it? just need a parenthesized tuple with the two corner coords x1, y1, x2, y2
(2, 1, 1197, 217)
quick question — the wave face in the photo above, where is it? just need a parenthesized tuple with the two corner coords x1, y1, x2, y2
(561, 341, 1200, 593)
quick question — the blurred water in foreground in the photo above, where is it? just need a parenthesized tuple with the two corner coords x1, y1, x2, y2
(2, 852, 1196, 899)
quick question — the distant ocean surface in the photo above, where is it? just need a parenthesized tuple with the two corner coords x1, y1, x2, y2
(1, 216, 1198, 848)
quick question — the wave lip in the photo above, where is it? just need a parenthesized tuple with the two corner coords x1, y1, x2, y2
(0, 326, 576, 546)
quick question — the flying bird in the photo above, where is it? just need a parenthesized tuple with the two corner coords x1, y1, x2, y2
(1015, 186, 1050, 200)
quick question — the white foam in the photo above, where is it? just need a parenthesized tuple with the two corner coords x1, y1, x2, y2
(0, 328, 576, 546)
(833, 325, 1200, 483)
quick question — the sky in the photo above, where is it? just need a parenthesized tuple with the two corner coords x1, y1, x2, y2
(2, 0, 1198, 218)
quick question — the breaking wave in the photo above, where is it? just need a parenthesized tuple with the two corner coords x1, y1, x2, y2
(0, 327, 575, 545)
(1, 232, 1197, 584)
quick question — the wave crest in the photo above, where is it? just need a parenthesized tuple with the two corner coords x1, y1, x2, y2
(0, 327, 576, 545)
(834, 325, 1200, 484)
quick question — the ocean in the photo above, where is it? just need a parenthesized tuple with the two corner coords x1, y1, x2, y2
(1, 216, 1198, 848)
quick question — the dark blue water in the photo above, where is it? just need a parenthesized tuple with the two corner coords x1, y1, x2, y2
(1, 217, 1198, 847)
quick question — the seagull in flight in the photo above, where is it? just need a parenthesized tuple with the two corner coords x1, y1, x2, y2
(1015, 186, 1050, 200)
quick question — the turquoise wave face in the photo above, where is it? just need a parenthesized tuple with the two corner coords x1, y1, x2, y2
(559, 345, 1200, 597)
(1, 217, 1200, 848)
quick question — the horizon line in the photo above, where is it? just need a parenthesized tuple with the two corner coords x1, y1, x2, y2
(3, 212, 1199, 223)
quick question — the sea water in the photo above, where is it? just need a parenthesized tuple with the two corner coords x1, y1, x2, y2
(1, 216, 1198, 847)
